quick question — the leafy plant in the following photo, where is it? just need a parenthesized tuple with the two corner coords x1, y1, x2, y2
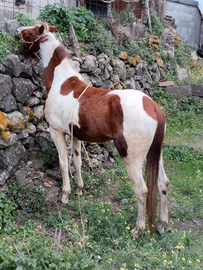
(14, 13, 35, 26)
(112, 3, 136, 26)
(42, 153, 52, 165)
(39, 4, 97, 41)
(89, 24, 120, 57)
(0, 30, 19, 60)
(0, 192, 17, 233)
(123, 37, 154, 62)
(150, 11, 166, 36)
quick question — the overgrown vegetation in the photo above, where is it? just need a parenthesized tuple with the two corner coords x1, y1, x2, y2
(38, 3, 97, 41)
(0, 29, 19, 60)
(1, 91, 202, 269)
(14, 13, 35, 26)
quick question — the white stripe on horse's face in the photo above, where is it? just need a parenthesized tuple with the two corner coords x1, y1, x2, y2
(17, 25, 35, 35)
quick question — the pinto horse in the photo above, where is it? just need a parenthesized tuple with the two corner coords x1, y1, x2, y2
(17, 23, 169, 237)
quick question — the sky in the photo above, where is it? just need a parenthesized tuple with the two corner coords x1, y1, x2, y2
(197, 0, 203, 10)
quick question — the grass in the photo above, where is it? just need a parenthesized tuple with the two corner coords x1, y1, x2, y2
(0, 141, 203, 269)
(0, 92, 203, 269)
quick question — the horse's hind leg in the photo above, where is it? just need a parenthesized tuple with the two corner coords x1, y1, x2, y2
(124, 158, 148, 238)
(156, 155, 169, 234)
(49, 128, 71, 204)
(72, 137, 84, 196)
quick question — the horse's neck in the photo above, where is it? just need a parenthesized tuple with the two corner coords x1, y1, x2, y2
(40, 34, 61, 67)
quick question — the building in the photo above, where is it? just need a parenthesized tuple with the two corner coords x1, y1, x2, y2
(166, 0, 202, 45)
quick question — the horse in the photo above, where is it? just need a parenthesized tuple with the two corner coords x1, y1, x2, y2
(17, 23, 169, 237)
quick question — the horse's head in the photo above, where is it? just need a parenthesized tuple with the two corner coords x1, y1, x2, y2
(17, 23, 58, 52)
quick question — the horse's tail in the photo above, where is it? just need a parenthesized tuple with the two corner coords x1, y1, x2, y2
(146, 106, 166, 235)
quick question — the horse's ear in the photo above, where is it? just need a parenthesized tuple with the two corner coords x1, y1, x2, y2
(49, 26, 58, 33)
(39, 25, 45, 35)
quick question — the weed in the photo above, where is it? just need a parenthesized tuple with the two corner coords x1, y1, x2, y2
(42, 153, 52, 165)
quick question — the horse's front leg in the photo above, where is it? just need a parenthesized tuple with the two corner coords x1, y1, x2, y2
(73, 137, 84, 196)
(49, 127, 71, 203)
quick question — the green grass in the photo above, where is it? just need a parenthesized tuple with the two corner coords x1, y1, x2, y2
(0, 146, 203, 269)
(0, 90, 203, 269)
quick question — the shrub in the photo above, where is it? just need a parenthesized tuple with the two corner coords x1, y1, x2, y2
(0, 192, 17, 233)
(39, 4, 98, 41)
(14, 13, 35, 26)
(0, 29, 19, 60)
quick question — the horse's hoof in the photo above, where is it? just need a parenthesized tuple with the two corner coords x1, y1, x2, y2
(75, 188, 83, 196)
(156, 223, 165, 235)
(61, 193, 69, 204)
(133, 228, 141, 238)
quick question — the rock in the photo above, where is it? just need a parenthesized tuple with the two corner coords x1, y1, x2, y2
(0, 141, 25, 172)
(126, 65, 135, 78)
(36, 132, 58, 162)
(33, 105, 44, 124)
(166, 85, 188, 99)
(124, 77, 136, 89)
(15, 169, 27, 185)
(17, 129, 29, 140)
(12, 77, 35, 104)
(22, 136, 35, 148)
(111, 58, 126, 81)
(29, 148, 44, 169)
(0, 111, 13, 132)
(81, 55, 98, 73)
(7, 110, 26, 131)
(0, 19, 20, 34)
(27, 123, 37, 134)
(45, 186, 60, 202)
(0, 169, 9, 185)
(0, 131, 18, 149)
(188, 84, 203, 97)
(176, 65, 188, 81)
(2, 54, 32, 78)
(0, 74, 12, 102)
(1, 94, 17, 113)
(81, 73, 92, 86)
(26, 96, 40, 107)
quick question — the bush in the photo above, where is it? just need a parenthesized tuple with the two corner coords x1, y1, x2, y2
(0, 192, 17, 233)
(39, 4, 98, 41)
(14, 13, 35, 26)
(89, 24, 120, 57)
(0, 30, 19, 60)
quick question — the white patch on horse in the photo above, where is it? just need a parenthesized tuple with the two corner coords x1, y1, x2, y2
(45, 90, 80, 134)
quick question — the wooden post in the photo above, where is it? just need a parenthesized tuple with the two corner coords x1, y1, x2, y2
(69, 23, 81, 58)
(145, 0, 152, 34)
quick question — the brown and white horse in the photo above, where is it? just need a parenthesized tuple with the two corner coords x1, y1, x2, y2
(17, 23, 169, 237)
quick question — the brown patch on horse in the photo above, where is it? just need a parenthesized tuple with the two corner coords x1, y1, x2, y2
(142, 96, 166, 121)
(44, 46, 69, 95)
(65, 77, 127, 157)
(60, 76, 88, 97)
